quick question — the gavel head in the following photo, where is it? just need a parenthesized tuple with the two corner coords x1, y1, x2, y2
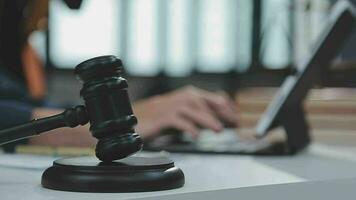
(75, 55, 143, 162)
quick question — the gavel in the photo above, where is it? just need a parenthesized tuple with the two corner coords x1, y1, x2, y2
(0, 55, 143, 162)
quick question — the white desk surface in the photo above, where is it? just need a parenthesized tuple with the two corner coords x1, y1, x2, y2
(1, 143, 356, 200)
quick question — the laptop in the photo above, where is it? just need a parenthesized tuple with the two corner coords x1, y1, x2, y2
(144, 0, 356, 155)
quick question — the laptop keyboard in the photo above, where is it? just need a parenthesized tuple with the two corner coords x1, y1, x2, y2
(144, 128, 273, 154)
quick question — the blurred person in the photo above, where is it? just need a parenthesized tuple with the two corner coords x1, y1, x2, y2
(0, 0, 239, 149)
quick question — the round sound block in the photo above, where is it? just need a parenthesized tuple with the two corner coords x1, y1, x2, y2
(41, 156, 185, 192)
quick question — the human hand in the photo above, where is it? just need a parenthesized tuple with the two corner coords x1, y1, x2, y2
(133, 86, 239, 139)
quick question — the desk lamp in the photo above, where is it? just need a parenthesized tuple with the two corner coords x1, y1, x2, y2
(0, 55, 185, 192)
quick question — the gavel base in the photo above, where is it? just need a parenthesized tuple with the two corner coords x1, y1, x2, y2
(41, 155, 185, 193)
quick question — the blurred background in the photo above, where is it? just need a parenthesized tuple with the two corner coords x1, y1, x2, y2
(27, 0, 356, 106)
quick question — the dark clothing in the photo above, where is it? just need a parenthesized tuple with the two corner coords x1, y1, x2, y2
(0, 67, 32, 103)
(0, 67, 32, 152)
(0, 0, 34, 150)
(0, 0, 28, 82)
(0, 100, 32, 129)
(0, 100, 32, 152)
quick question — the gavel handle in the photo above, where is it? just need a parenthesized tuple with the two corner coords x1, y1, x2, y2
(0, 105, 89, 145)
